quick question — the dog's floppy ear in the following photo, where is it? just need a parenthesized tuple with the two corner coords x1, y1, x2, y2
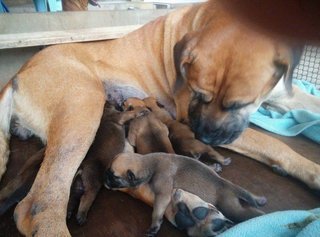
(173, 33, 197, 93)
(274, 44, 303, 95)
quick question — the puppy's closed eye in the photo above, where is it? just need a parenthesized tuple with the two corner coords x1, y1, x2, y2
(127, 105, 134, 111)
(127, 169, 135, 182)
(156, 101, 165, 108)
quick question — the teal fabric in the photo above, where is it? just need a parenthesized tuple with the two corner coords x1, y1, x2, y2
(250, 80, 320, 144)
(220, 208, 320, 237)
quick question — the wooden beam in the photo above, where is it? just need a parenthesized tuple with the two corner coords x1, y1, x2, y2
(0, 25, 142, 49)
(0, 9, 172, 49)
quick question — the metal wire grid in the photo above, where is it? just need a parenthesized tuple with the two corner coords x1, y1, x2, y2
(293, 45, 320, 89)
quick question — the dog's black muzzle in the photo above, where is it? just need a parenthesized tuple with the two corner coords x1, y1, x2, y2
(189, 112, 249, 146)
(104, 169, 128, 189)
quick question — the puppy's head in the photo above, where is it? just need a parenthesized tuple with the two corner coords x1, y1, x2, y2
(143, 97, 164, 109)
(123, 97, 147, 111)
(168, 189, 233, 237)
(104, 153, 148, 189)
(174, 22, 302, 145)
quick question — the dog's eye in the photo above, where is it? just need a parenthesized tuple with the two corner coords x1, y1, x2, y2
(222, 101, 252, 111)
(194, 91, 213, 103)
(127, 170, 135, 182)
(127, 105, 134, 111)
(273, 61, 287, 80)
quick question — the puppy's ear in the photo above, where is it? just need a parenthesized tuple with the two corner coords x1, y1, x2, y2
(173, 33, 197, 93)
(274, 44, 303, 95)
(128, 129, 137, 146)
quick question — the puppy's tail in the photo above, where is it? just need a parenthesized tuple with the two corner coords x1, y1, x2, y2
(0, 81, 14, 181)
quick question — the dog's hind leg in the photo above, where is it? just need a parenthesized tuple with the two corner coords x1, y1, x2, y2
(223, 128, 320, 190)
(13, 80, 105, 236)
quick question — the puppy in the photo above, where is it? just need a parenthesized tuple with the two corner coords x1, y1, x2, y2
(123, 97, 175, 154)
(143, 97, 231, 167)
(0, 102, 145, 225)
(168, 189, 233, 237)
(105, 152, 266, 236)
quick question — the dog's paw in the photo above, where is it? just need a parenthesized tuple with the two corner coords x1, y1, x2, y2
(14, 195, 70, 237)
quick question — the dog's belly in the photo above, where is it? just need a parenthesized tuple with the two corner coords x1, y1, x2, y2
(103, 80, 148, 106)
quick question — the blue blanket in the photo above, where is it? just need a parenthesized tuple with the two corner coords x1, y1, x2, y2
(220, 208, 320, 237)
(250, 80, 320, 144)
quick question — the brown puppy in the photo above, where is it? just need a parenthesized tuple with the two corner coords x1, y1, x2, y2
(0, 1, 314, 235)
(123, 97, 175, 154)
(0, 102, 144, 225)
(143, 97, 231, 166)
(168, 189, 233, 237)
(105, 153, 266, 236)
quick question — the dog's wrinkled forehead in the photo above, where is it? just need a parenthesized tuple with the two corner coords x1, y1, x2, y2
(175, 23, 295, 105)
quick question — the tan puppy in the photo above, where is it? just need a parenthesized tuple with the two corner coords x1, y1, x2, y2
(0, 1, 316, 235)
(168, 189, 233, 237)
(105, 153, 266, 236)
(0, 102, 145, 225)
(123, 97, 175, 154)
(143, 97, 231, 166)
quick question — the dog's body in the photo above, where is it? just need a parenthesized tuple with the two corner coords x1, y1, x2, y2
(105, 152, 266, 236)
(0, 1, 319, 235)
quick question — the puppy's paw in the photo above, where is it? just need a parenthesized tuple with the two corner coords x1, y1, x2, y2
(272, 165, 288, 176)
(146, 225, 160, 237)
(76, 212, 87, 226)
(136, 108, 150, 117)
(256, 196, 267, 206)
(222, 157, 232, 166)
(211, 163, 222, 173)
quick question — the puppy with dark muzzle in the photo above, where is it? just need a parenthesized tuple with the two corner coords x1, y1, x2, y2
(0, 102, 145, 225)
(142, 97, 231, 169)
(105, 153, 267, 237)
(123, 97, 175, 154)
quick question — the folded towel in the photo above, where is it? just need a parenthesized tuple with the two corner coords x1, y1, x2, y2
(220, 208, 320, 237)
(250, 80, 320, 144)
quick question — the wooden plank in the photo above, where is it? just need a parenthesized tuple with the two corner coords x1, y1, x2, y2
(0, 9, 173, 49)
(0, 25, 142, 49)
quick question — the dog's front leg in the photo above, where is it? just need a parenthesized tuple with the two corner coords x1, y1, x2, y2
(13, 86, 105, 236)
(222, 128, 320, 190)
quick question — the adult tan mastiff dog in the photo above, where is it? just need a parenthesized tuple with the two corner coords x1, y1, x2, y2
(0, 0, 319, 236)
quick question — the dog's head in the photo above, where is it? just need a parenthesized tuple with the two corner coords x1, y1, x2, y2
(168, 189, 233, 237)
(173, 23, 301, 145)
(104, 153, 148, 189)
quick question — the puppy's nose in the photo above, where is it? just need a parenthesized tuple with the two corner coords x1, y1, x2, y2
(104, 169, 114, 189)
(212, 218, 226, 232)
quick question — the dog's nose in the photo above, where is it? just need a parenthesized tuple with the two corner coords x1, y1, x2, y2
(211, 218, 226, 232)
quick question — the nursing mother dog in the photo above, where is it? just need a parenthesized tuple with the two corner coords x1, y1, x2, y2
(0, 0, 319, 236)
